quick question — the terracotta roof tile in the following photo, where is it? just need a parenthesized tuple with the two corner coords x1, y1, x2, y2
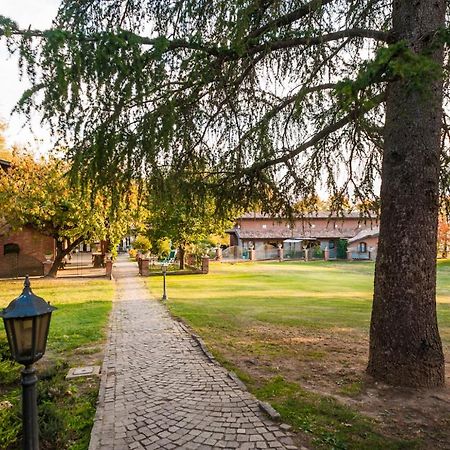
(348, 226, 380, 243)
(229, 228, 360, 240)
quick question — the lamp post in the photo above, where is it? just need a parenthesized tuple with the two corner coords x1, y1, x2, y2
(161, 263, 168, 301)
(0, 276, 56, 450)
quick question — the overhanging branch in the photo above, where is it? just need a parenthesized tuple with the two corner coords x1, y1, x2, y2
(248, 28, 390, 55)
(2, 25, 389, 60)
(228, 82, 338, 156)
(245, 0, 336, 40)
(243, 93, 385, 174)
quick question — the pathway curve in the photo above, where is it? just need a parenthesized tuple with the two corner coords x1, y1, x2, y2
(89, 256, 298, 450)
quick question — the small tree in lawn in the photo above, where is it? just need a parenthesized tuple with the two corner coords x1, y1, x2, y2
(0, 152, 111, 276)
(132, 234, 152, 255)
(147, 175, 234, 270)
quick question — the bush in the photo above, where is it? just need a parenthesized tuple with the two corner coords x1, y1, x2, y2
(128, 248, 138, 260)
(132, 235, 152, 253)
(312, 245, 324, 258)
(154, 238, 171, 258)
(337, 239, 348, 259)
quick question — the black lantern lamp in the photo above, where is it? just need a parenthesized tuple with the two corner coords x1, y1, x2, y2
(0, 276, 56, 450)
(1, 276, 56, 365)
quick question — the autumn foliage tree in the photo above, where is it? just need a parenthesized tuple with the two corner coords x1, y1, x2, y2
(0, 122, 11, 162)
(438, 215, 450, 258)
(146, 174, 235, 269)
(0, 152, 131, 276)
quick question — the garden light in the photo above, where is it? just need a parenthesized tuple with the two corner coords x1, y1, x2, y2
(0, 276, 56, 450)
(161, 263, 168, 301)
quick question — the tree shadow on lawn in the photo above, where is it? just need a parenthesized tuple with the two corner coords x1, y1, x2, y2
(206, 322, 450, 450)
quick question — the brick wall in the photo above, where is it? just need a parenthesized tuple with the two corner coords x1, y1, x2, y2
(0, 226, 55, 278)
(237, 217, 363, 234)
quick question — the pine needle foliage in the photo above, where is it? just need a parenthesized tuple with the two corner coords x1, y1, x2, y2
(0, 2, 449, 214)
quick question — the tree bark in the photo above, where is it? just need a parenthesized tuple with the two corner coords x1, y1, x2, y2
(368, 0, 446, 387)
(46, 237, 84, 278)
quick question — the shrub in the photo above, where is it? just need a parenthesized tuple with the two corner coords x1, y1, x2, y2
(312, 245, 324, 258)
(132, 235, 152, 253)
(154, 238, 171, 258)
(128, 248, 138, 260)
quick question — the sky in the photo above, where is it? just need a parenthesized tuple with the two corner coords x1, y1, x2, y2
(0, 0, 60, 152)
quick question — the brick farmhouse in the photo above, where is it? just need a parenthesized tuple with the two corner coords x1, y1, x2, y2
(226, 212, 379, 260)
(0, 223, 55, 278)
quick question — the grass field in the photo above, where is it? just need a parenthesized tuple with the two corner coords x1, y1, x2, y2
(147, 260, 450, 344)
(146, 260, 450, 450)
(0, 278, 114, 450)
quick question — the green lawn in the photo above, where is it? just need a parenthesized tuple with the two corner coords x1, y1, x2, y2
(146, 260, 450, 450)
(147, 260, 449, 343)
(0, 278, 114, 450)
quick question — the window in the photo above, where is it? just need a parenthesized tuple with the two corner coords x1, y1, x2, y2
(4, 243, 20, 255)
(328, 241, 335, 250)
(358, 242, 367, 253)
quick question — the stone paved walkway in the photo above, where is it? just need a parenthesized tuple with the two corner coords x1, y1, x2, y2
(89, 257, 298, 450)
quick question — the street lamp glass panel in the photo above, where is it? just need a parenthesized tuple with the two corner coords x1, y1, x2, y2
(34, 313, 51, 358)
(4, 314, 52, 365)
(5, 317, 34, 364)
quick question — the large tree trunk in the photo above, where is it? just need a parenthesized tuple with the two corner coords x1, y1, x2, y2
(368, 0, 446, 387)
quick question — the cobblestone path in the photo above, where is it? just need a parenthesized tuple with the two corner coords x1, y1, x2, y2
(89, 257, 298, 450)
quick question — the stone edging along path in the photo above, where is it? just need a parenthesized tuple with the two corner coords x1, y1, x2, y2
(88, 256, 302, 450)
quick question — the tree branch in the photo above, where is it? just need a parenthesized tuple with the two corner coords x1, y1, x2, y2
(246, 0, 336, 40)
(248, 28, 390, 55)
(1, 25, 389, 61)
(229, 82, 338, 156)
(0, 26, 231, 57)
(243, 93, 385, 174)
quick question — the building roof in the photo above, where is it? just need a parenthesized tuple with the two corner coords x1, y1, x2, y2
(228, 228, 359, 240)
(239, 211, 366, 220)
(348, 226, 379, 243)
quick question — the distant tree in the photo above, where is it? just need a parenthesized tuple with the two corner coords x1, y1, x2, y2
(438, 216, 450, 259)
(132, 234, 152, 254)
(0, 122, 11, 162)
(0, 153, 132, 276)
(146, 174, 234, 269)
